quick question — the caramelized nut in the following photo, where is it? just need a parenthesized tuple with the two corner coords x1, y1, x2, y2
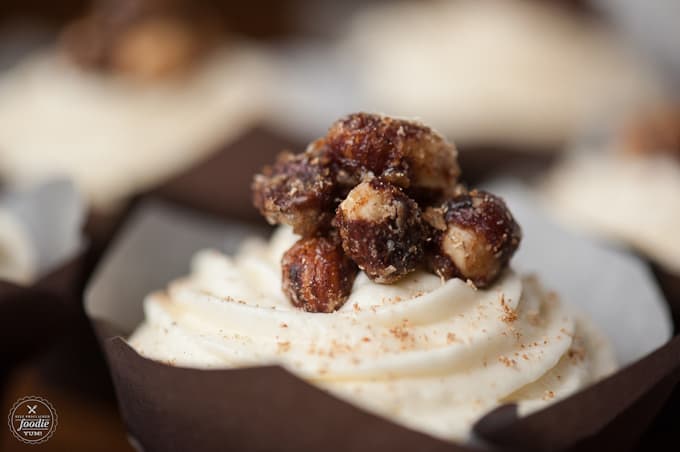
(281, 237, 358, 312)
(326, 113, 460, 194)
(336, 179, 425, 283)
(253, 151, 338, 237)
(424, 190, 521, 287)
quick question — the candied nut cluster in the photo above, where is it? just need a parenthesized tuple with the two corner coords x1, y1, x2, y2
(252, 113, 522, 312)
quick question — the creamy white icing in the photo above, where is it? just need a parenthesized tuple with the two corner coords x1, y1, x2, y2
(544, 151, 680, 274)
(342, 0, 666, 148)
(129, 226, 616, 441)
(0, 46, 270, 210)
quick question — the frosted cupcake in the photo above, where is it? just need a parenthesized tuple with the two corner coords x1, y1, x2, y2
(130, 113, 616, 441)
(0, 0, 270, 210)
(341, 0, 666, 149)
(543, 105, 680, 274)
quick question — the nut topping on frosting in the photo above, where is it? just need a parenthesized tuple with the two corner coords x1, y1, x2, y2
(281, 237, 358, 313)
(424, 190, 522, 287)
(327, 113, 461, 195)
(253, 149, 338, 237)
(336, 179, 425, 283)
(253, 113, 522, 311)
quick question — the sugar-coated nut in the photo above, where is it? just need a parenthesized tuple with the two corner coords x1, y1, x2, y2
(326, 112, 460, 193)
(424, 190, 521, 287)
(281, 237, 358, 313)
(253, 151, 338, 237)
(336, 178, 425, 283)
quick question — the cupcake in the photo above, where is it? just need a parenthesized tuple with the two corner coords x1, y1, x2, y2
(125, 113, 617, 442)
(341, 0, 667, 151)
(0, 0, 272, 211)
(543, 104, 680, 275)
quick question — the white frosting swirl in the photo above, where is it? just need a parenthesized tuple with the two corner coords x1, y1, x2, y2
(129, 227, 616, 441)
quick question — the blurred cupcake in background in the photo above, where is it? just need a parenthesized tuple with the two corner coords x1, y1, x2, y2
(543, 104, 680, 275)
(0, 0, 274, 211)
(60, 0, 221, 81)
(342, 0, 668, 151)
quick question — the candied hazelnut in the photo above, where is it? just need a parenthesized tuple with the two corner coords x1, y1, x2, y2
(335, 178, 426, 283)
(424, 190, 521, 287)
(281, 237, 358, 313)
(253, 151, 338, 237)
(326, 113, 460, 193)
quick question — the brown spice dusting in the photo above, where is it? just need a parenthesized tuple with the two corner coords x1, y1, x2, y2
(280, 322, 288, 328)
(542, 390, 556, 401)
(389, 326, 411, 341)
(568, 345, 587, 362)
(499, 293, 518, 323)
(498, 355, 517, 368)
(277, 341, 291, 353)
(446, 332, 457, 344)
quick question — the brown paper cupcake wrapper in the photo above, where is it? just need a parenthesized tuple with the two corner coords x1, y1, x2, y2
(0, 253, 85, 370)
(84, 197, 680, 452)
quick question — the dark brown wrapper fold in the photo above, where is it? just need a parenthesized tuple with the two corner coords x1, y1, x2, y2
(100, 333, 464, 452)
(652, 263, 680, 332)
(149, 126, 306, 223)
(84, 194, 680, 452)
(0, 253, 85, 374)
(474, 336, 680, 451)
(457, 144, 560, 186)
